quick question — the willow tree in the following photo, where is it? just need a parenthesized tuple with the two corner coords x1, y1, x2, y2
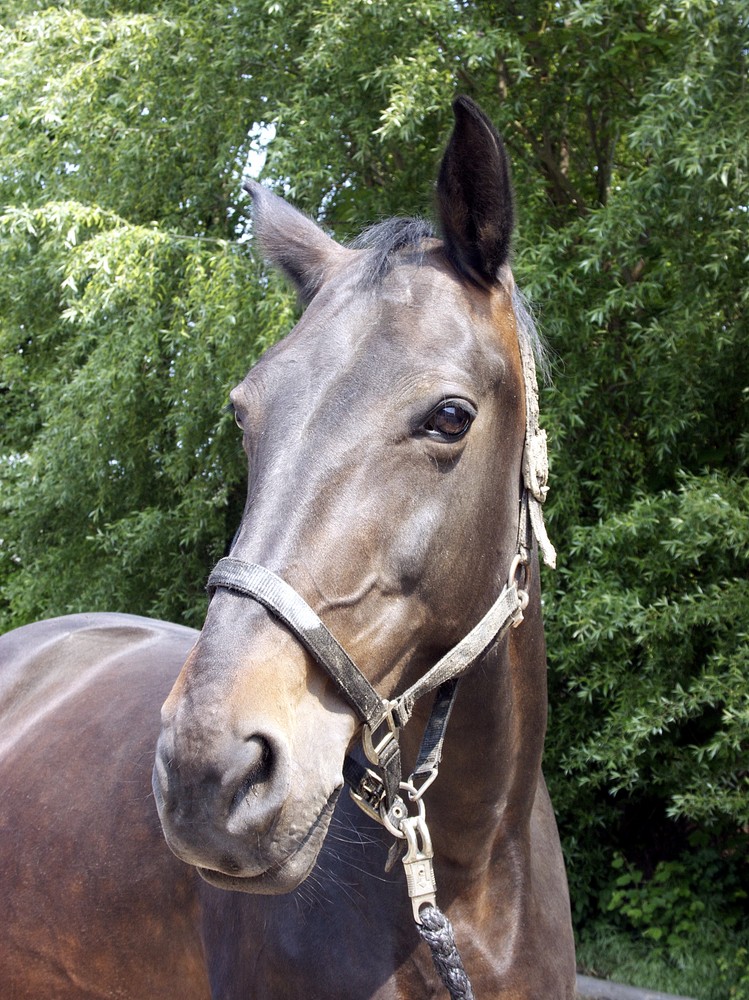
(0, 3, 297, 625)
(2, 0, 747, 989)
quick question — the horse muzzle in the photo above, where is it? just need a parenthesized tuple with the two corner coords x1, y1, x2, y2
(151, 598, 356, 893)
(152, 718, 344, 893)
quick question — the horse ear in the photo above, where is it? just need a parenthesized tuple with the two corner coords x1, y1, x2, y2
(436, 97, 514, 286)
(244, 181, 349, 303)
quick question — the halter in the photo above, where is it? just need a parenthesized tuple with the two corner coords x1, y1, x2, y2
(206, 326, 554, 978)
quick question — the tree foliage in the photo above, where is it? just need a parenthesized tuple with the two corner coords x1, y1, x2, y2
(1, 0, 748, 968)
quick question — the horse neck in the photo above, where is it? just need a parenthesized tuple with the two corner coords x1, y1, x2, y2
(402, 573, 548, 874)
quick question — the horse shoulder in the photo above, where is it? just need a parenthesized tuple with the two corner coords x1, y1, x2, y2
(0, 613, 211, 1000)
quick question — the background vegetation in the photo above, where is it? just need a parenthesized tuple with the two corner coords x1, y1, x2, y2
(1, 1, 747, 993)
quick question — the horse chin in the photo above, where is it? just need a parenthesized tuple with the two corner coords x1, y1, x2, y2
(196, 787, 340, 895)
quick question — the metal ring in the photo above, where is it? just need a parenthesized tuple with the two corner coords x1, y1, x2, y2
(508, 553, 528, 590)
(380, 784, 426, 838)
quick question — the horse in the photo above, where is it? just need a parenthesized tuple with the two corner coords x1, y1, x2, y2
(0, 97, 576, 998)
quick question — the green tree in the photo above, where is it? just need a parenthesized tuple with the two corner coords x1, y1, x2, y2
(2, 0, 748, 982)
(1, 3, 296, 625)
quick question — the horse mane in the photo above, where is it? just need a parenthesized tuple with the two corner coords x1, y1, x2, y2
(512, 286, 552, 385)
(350, 216, 550, 383)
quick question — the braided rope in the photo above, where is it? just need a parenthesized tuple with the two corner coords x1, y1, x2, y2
(416, 905, 475, 1000)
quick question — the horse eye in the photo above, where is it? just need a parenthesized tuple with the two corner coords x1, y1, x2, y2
(423, 401, 475, 440)
(226, 400, 244, 430)
(229, 403, 243, 430)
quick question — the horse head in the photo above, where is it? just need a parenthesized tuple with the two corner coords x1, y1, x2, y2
(153, 98, 546, 897)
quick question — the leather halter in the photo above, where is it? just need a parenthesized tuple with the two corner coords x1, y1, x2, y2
(207, 555, 525, 809)
(206, 317, 554, 919)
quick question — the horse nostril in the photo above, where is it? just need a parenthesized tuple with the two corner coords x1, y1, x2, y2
(244, 735, 271, 778)
(231, 736, 273, 813)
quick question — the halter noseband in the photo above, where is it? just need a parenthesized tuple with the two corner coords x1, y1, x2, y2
(206, 327, 554, 929)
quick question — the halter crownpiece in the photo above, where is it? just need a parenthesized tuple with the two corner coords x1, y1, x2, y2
(517, 313, 556, 570)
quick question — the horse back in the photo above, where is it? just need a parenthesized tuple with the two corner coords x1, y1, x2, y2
(0, 613, 211, 999)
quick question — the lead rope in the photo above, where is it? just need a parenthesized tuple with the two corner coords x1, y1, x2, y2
(417, 906, 475, 1000)
(370, 776, 475, 1000)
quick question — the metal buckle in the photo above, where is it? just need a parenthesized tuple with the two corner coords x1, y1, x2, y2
(362, 701, 399, 767)
(348, 767, 387, 825)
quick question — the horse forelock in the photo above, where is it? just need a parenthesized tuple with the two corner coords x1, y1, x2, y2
(347, 215, 551, 386)
(349, 216, 436, 286)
